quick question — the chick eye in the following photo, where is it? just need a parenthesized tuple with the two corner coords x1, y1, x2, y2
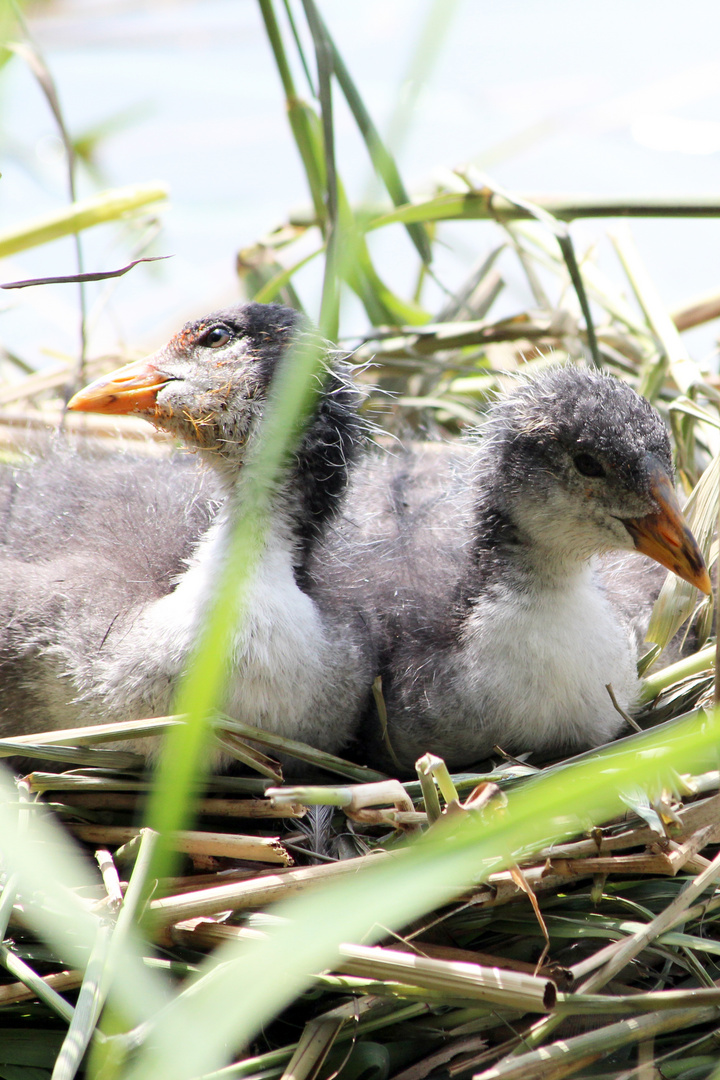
(574, 452, 605, 478)
(201, 326, 232, 349)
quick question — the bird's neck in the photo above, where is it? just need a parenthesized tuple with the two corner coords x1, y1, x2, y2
(209, 475, 306, 574)
(470, 467, 595, 593)
(204, 373, 365, 582)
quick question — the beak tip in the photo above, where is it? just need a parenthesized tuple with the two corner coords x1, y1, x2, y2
(66, 390, 95, 413)
(64, 359, 165, 416)
(625, 459, 711, 596)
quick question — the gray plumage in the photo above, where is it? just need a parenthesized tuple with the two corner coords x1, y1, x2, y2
(0, 321, 703, 779)
(309, 366, 703, 774)
(0, 451, 217, 733)
(0, 303, 375, 759)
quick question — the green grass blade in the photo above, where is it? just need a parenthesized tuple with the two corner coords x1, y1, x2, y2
(251, 245, 322, 304)
(494, 181, 600, 366)
(301, 0, 340, 336)
(280, 0, 316, 95)
(257, 0, 327, 226)
(368, 192, 720, 232)
(305, 2, 432, 265)
(141, 326, 337, 888)
(0, 184, 168, 259)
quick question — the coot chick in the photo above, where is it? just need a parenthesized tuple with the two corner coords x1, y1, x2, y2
(310, 366, 710, 773)
(0, 303, 374, 758)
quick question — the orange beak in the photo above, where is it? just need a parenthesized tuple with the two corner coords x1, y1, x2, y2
(67, 356, 170, 416)
(623, 458, 711, 595)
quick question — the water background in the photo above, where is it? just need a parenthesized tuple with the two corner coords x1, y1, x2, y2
(2, 0, 720, 368)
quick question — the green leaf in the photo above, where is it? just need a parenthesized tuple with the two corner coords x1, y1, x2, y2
(0, 185, 168, 259)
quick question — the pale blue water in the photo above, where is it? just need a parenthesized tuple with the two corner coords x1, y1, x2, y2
(1, 0, 720, 367)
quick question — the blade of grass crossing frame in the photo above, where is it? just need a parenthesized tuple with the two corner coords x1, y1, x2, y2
(7, 16, 90, 379)
(141, 323, 339, 889)
(141, 187, 363, 888)
(149, 23, 430, 863)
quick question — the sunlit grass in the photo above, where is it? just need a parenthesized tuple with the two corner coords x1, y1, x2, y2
(0, 184, 168, 259)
